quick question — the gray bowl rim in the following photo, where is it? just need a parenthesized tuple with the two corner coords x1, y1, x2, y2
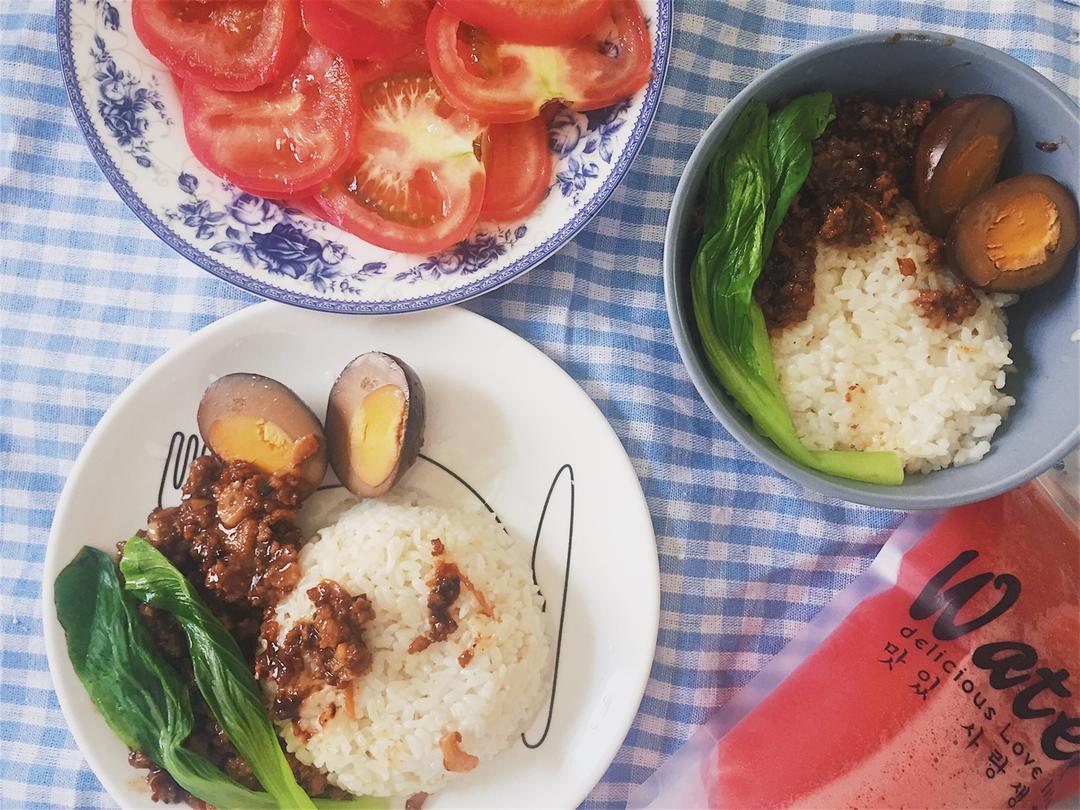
(664, 29, 1080, 510)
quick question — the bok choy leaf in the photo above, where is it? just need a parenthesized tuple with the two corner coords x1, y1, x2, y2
(55, 545, 381, 810)
(691, 94, 904, 485)
(119, 535, 317, 810)
(54, 546, 285, 810)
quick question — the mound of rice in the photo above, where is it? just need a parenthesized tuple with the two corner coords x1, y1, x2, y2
(770, 204, 1017, 474)
(267, 493, 550, 797)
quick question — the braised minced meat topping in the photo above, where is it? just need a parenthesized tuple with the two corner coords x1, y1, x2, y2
(140, 455, 307, 657)
(754, 92, 976, 331)
(808, 94, 940, 242)
(408, 538, 494, 657)
(124, 455, 356, 804)
(256, 579, 375, 725)
(757, 196, 819, 332)
(128, 600, 353, 804)
(128, 751, 211, 809)
(409, 556, 463, 654)
(915, 285, 981, 327)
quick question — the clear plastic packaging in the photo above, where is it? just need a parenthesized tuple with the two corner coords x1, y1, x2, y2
(630, 463, 1079, 809)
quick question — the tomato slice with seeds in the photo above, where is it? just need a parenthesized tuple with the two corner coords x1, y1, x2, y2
(133, 0, 301, 92)
(316, 58, 486, 254)
(182, 39, 357, 198)
(479, 118, 552, 222)
(300, 0, 432, 61)
(426, 0, 652, 123)
(436, 0, 611, 46)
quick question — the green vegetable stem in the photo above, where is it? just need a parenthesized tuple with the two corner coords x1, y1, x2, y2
(119, 535, 317, 810)
(691, 93, 904, 485)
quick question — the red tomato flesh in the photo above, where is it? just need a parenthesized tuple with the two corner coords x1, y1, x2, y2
(479, 117, 552, 222)
(300, 0, 432, 62)
(426, 0, 652, 123)
(317, 58, 486, 254)
(436, 0, 611, 46)
(182, 39, 357, 198)
(133, 0, 301, 92)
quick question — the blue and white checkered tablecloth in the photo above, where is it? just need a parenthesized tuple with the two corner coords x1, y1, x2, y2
(1, 1, 1077, 807)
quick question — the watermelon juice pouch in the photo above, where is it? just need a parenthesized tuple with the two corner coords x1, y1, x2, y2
(629, 479, 1079, 809)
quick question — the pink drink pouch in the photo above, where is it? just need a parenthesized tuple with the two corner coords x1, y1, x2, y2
(629, 473, 1079, 809)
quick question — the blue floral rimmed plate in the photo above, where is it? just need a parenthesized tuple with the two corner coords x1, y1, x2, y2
(56, 0, 672, 314)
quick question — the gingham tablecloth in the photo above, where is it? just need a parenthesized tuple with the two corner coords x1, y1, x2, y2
(2, 2, 1077, 807)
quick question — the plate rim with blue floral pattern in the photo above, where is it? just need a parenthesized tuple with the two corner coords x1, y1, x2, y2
(56, 0, 672, 314)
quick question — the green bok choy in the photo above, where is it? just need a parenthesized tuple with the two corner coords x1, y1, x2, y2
(55, 545, 381, 810)
(119, 535, 317, 810)
(55, 546, 289, 810)
(691, 92, 904, 485)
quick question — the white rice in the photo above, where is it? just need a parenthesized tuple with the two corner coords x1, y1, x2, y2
(770, 203, 1017, 474)
(266, 493, 550, 797)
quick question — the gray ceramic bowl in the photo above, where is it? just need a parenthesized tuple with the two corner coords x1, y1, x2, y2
(666, 31, 1080, 509)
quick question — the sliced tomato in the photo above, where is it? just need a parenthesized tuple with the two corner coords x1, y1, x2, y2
(479, 118, 551, 222)
(286, 196, 330, 219)
(426, 0, 652, 123)
(182, 40, 357, 198)
(133, 0, 301, 92)
(436, 0, 611, 46)
(317, 58, 485, 253)
(300, 0, 432, 61)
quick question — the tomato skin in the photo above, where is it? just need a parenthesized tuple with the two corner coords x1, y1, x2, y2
(479, 118, 551, 222)
(182, 40, 357, 198)
(426, 0, 652, 124)
(300, 0, 432, 62)
(133, 0, 302, 92)
(286, 196, 330, 219)
(427, 12, 535, 122)
(316, 58, 486, 254)
(436, 0, 610, 46)
(565, 0, 653, 110)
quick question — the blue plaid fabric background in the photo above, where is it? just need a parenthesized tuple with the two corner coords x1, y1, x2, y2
(1, 1, 1077, 807)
